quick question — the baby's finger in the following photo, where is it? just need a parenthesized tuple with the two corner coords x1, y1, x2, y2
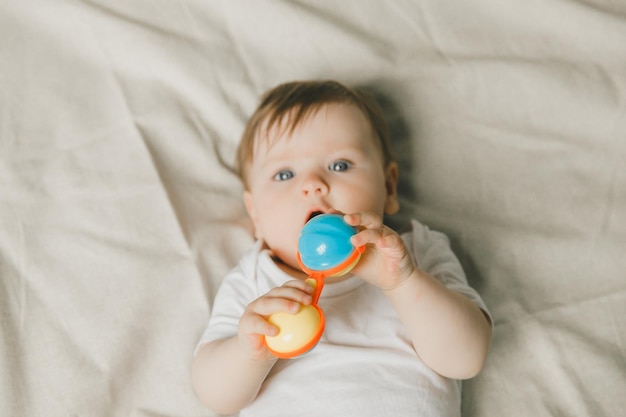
(248, 288, 313, 316)
(353, 225, 403, 250)
(268, 284, 314, 305)
(281, 279, 315, 294)
(344, 211, 383, 230)
(240, 313, 280, 337)
(248, 296, 302, 317)
(351, 227, 386, 248)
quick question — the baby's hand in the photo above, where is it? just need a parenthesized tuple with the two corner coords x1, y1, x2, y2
(237, 280, 314, 361)
(344, 211, 416, 290)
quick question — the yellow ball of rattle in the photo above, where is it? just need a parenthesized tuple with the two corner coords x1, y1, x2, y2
(265, 304, 323, 357)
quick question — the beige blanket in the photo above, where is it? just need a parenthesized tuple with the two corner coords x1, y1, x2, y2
(2, 1, 625, 416)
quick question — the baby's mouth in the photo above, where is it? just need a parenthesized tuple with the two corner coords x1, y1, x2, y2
(305, 210, 324, 224)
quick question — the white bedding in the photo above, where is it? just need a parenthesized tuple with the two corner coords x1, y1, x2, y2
(1, 1, 625, 416)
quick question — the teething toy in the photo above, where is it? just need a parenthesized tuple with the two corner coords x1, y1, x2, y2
(265, 213, 365, 359)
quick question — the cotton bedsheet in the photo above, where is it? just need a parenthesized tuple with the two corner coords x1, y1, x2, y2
(1, 1, 625, 416)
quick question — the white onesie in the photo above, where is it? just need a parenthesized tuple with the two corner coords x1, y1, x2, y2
(197, 220, 490, 417)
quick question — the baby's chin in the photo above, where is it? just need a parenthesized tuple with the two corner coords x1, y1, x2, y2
(270, 252, 309, 280)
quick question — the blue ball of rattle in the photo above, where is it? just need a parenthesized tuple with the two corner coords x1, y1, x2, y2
(298, 214, 358, 272)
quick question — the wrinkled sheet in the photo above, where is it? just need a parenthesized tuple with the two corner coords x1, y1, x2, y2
(1, 1, 625, 416)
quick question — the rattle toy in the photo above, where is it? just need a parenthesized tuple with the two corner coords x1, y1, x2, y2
(265, 213, 365, 359)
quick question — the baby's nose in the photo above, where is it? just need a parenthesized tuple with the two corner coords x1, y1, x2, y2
(301, 174, 329, 196)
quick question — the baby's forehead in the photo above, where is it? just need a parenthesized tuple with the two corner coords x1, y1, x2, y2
(254, 102, 375, 152)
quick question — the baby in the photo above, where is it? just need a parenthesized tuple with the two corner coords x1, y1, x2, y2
(192, 80, 492, 417)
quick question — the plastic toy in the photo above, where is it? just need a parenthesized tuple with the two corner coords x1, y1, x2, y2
(265, 213, 365, 358)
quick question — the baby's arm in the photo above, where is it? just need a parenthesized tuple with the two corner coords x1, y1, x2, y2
(192, 338, 276, 415)
(192, 280, 314, 415)
(345, 212, 492, 380)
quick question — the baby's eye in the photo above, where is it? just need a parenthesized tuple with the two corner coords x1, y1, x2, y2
(273, 169, 295, 181)
(329, 160, 351, 172)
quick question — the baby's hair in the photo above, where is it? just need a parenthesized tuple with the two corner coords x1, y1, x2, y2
(236, 80, 394, 188)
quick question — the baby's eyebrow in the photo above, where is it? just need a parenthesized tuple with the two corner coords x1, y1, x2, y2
(259, 152, 291, 166)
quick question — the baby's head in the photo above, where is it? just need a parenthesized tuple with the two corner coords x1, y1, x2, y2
(237, 80, 395, 189)
(237, 80, 399, 271)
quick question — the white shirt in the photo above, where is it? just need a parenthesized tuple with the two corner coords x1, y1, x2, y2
(197, 220, 490, 417)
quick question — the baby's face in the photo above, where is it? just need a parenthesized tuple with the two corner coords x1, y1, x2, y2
(244, 103, 398, 272)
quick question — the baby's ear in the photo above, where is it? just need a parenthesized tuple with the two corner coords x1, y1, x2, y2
(384, 162, 399, 215)
(243, 191, 263, 240)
